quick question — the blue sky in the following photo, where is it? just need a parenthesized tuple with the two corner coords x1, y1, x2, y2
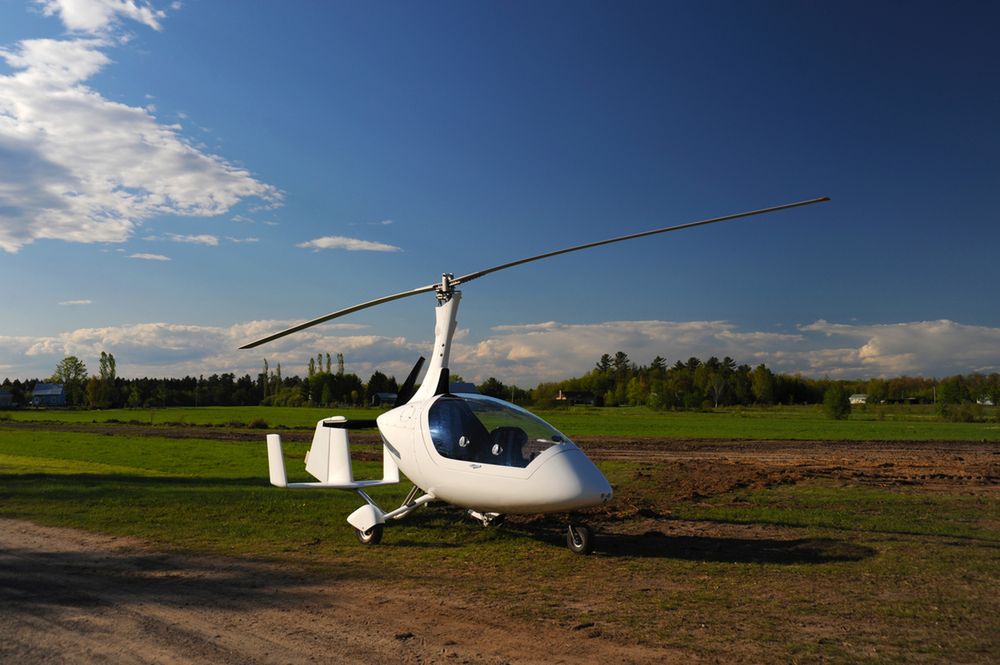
(1, 0, 998, 385)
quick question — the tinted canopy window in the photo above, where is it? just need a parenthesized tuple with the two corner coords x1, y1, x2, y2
(427, 394, 569, 468)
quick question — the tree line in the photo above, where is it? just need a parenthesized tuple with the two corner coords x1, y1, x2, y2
(522, 351, 1000, 410)
(0, 354, 396, 409)
(2, 350, 998, 413)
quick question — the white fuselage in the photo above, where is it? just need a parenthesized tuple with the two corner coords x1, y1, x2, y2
(375, 290, 612, 514)
(377, 397, 611, 513)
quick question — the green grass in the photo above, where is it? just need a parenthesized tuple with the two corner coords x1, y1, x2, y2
(5, 403, 999, 440)
(0, 405, 380, 428)
(675, 481, 999, 542)
(1, 425, 998, 662)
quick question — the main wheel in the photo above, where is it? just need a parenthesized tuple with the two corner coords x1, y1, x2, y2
(566, 523, 594, 554)
(356, 524, 384, 545)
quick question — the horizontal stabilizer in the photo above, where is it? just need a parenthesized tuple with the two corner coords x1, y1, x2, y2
(265, 429, 399, 490)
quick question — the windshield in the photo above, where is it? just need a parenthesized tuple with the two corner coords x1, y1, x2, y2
(427, 394, 570, 468)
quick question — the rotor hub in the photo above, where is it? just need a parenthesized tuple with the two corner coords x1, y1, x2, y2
(435, 273, 455, 303)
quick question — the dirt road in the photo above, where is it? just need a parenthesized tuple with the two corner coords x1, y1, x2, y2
(0, 518, 677, 665)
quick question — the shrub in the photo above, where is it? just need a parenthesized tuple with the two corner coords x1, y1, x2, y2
(823, 385, 851, 420)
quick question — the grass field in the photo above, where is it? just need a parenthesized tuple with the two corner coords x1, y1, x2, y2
(1, 420, 998, 662)
(3, 403, 999, 440)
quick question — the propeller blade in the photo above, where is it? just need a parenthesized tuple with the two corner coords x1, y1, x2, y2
(394, 356, 426, 407)
(239, 284, 437, 349)
(452, 197, 829, 286)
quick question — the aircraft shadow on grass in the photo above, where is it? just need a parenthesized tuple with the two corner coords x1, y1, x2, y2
(505, 521, 877, 564)
(0, 541, 334, 617)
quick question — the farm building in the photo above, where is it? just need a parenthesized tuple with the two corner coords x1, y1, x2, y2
(556, 390, 597, 406)
(32, 383, 66, 406)
(849, 393, 868, 405)
(370, 392, 397, 406)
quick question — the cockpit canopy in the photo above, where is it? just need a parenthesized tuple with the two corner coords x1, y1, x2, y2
(427, 394, 571, 468)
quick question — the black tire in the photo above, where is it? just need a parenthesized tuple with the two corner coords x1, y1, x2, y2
(566, 523, 594, 554)
(356, 524, 384, 545)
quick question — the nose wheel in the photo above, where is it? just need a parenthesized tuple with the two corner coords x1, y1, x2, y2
(355, 524, 384, 545)
(566, 523, 594, 554)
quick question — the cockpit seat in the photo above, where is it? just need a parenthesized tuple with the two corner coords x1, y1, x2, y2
(489, 426, 529, 468)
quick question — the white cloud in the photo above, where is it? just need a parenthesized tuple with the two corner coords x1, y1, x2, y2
(297, 236, 402, 252)
(0, 319, 415, 380)
(35, 0, 167, 34)
(0, 6, 281, 253)
(225, 236, 258, 244)
(459, 320, 805, 385)
(128, 252, 169, 261)
(4, 317, 999, 386)
(796, 319, 1000, 376)
(58, 299, 93, 305)
(165, 233, 218, 246)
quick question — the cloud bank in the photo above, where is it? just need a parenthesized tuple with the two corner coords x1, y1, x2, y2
(2, 318, 998, 385)
(0, 1, 280, 253)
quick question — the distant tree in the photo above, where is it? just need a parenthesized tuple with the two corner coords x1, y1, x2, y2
(707, 371, 726, 408)
(823, 384, 851, 420)
(52, 355, 87, 384)
(308, 357, 316, 378)
(365, 370, 398, 403)
(595, 354, 612, 373)
(936, 376, 967, 405)
(51, 355, 88, 406)
(478, 377, 508, 399)
(751, 364, 776, 405)
(95, 351, 117, 408)
(612, 351, 631, 376)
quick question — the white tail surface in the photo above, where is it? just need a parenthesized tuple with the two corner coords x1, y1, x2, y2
(264, 418, 399, 490)
(266, 434, 288, 487)
(305, 417, 354, 484)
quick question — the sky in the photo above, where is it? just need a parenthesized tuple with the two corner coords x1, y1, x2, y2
(1, 0, 998, 386)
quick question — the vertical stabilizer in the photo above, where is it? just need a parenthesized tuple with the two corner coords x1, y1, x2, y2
(305, 417, 354, 484)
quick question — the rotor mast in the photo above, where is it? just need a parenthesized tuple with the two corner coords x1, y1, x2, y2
(412, 276, 461, 402)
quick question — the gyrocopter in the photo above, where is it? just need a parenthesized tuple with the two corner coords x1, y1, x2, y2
(241, 197, 829, 553)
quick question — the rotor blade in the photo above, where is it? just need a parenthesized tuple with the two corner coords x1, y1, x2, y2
(452, 197, 829, 287)
(239, 283, 437, 349)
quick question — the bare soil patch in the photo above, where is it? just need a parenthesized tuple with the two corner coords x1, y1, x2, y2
(0, 518, 679, 665)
